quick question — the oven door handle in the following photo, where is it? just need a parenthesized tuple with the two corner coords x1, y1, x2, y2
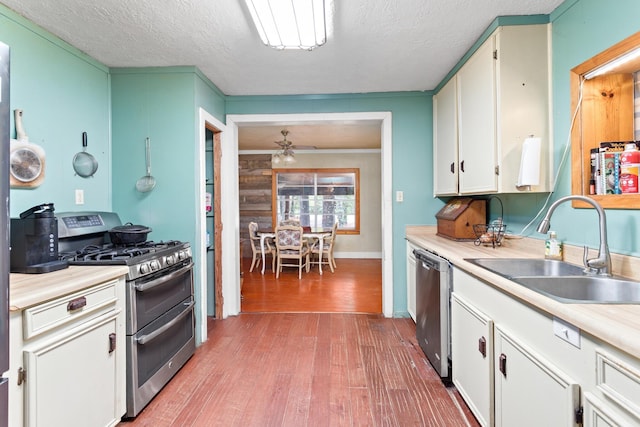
(136, 301, 195, 345)
(134, 261, 194, 292)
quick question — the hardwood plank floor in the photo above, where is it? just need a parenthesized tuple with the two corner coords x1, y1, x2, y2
(118, 259, 479, 427)
(119, 314, 479, 427)
(241, 258, 383, 314)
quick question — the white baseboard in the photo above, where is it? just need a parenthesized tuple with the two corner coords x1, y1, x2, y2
(333, 251, 382, 259)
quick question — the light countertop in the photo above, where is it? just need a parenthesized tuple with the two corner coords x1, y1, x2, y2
(406, 225, 640, 360)
(10, 265, 129, 311)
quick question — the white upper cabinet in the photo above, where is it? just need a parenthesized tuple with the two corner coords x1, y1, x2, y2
(433, 75, 459, 195)
(434, 24, 552, 196)
(457, 36, 498, 194)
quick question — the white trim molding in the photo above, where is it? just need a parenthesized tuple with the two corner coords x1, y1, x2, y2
(225, 112, 393, 318)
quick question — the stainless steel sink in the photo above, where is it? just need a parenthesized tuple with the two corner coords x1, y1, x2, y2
(465, 258, 585, 278)
(512, 276, 640, 304)
(465, 257, 640, 304)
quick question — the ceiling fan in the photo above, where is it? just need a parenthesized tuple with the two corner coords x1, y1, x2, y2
(272, 129, 315, 164)
(273, 129, 317, 151)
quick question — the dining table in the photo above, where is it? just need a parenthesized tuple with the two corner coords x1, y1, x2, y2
(257, 227, 333, 275)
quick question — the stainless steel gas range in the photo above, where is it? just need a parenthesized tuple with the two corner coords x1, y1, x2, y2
(57, 211, 195, 418)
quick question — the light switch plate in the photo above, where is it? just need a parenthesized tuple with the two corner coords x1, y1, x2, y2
(75, 189, 84, 205)
(396, 191, 403, 202)
(553, 317, 581, 348)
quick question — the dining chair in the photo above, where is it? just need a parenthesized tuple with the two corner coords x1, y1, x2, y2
(279, 219, 311, 247)
(274, 224, 310, 279)
(279, 218, 301, 226)
(248, 222, 276, 273)
(310, 222, 338, 273)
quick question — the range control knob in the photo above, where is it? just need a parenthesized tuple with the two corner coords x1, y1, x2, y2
(150, 260, 161, 271)
(140, 263, 151, 275)
(166, 254, 175, 265)
(178, 250, 186, 261)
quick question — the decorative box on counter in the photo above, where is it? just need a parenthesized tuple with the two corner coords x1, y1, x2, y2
(435, 197, 486, 241)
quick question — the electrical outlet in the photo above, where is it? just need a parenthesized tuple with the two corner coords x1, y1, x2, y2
(75, 189, 84, 205)
(396, 191, 404, 202)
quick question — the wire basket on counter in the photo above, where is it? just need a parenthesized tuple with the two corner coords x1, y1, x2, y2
(473, 221, 506, 247)
(473, 196, 505, 248)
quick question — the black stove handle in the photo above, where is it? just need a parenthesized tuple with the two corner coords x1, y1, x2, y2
(134, 261, 193, 292)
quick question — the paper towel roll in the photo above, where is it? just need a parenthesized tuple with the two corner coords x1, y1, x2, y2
(517, 137, 541, 189)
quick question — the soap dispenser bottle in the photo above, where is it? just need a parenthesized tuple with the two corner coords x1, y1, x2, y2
(545, 231, 563, 260)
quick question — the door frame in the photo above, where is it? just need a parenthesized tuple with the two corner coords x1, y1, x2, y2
(197, 108, 226, 341)
(223, 112, 393, 318)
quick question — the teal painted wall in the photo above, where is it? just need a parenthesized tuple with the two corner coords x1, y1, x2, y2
(500, 0, 640, 257)
(194, 69, 226, 122)
(111, 67, 226, 340)
(227, 92, 438, 315)
(110, 68, 197, 241)
(0, 5, 112, 216)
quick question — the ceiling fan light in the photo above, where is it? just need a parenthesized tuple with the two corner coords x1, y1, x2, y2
(283, 152, 296, 163)
(272, 153, 282, 164)
(245, 0, 328, 50)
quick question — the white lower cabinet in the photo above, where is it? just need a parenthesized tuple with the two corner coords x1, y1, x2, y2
(452, 268, 581, 427)
(451, 293, 494, 426)
(9, 277, 126, 427)
(451, 266, 640, 427)
(406, 241, 418, 322)
(583, 392, 629, 427)
(494, 325, 580, 427)
(24, 312, 120, 426)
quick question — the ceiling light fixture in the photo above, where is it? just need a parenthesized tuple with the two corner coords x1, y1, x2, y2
(583, 46, 640, 80)
(272, 130, 296, 164)
(245, 0, 328, 50)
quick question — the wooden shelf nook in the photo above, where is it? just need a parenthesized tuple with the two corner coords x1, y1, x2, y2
(570, 31, 640, 209)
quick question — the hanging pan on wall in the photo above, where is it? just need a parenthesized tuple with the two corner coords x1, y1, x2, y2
(9, 109, 46, 188)
(72, 131, 98, 178)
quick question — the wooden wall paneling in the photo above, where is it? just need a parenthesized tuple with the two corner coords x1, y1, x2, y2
(239, 154, 273, 257)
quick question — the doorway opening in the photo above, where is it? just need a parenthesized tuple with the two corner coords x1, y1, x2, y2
(223, 112, 393, 318)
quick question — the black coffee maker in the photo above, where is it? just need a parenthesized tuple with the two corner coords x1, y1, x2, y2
(10, 203, 68, 273)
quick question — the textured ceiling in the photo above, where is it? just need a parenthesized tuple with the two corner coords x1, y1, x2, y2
(1, 0, 564, 149)
(1, 0, 563, 96)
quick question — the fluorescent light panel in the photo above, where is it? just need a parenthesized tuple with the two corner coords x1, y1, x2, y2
(245, 0, 327, 50)
(584, 47, 640, 79)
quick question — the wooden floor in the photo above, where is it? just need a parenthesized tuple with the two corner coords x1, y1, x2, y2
(118, 259, 480, 427)
(241, 258, 383, 314)
(119, 314, 479, 427)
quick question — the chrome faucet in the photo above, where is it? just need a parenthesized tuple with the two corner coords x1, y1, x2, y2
(536, 195, 611, 276)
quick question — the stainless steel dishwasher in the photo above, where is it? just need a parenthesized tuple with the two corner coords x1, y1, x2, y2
(414, 248, 452, 380)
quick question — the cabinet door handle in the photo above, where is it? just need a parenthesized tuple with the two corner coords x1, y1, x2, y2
(460, 160, 465, 173)
(67, 296, 87, 312)
(108, 333, 117, 353)
(450, 162, 455, 174)
(499, 353, 507, 377)
(478, 336, 487, 358)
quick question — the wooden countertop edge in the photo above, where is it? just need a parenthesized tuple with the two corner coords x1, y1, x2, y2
(406, 225, 640, 359)
(10, 265, 129, 311)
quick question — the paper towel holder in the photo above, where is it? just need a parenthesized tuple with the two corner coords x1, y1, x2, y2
(516, 135, 542, 191)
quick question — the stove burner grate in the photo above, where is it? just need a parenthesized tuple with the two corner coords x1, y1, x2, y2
(59, 240, 188, 264)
